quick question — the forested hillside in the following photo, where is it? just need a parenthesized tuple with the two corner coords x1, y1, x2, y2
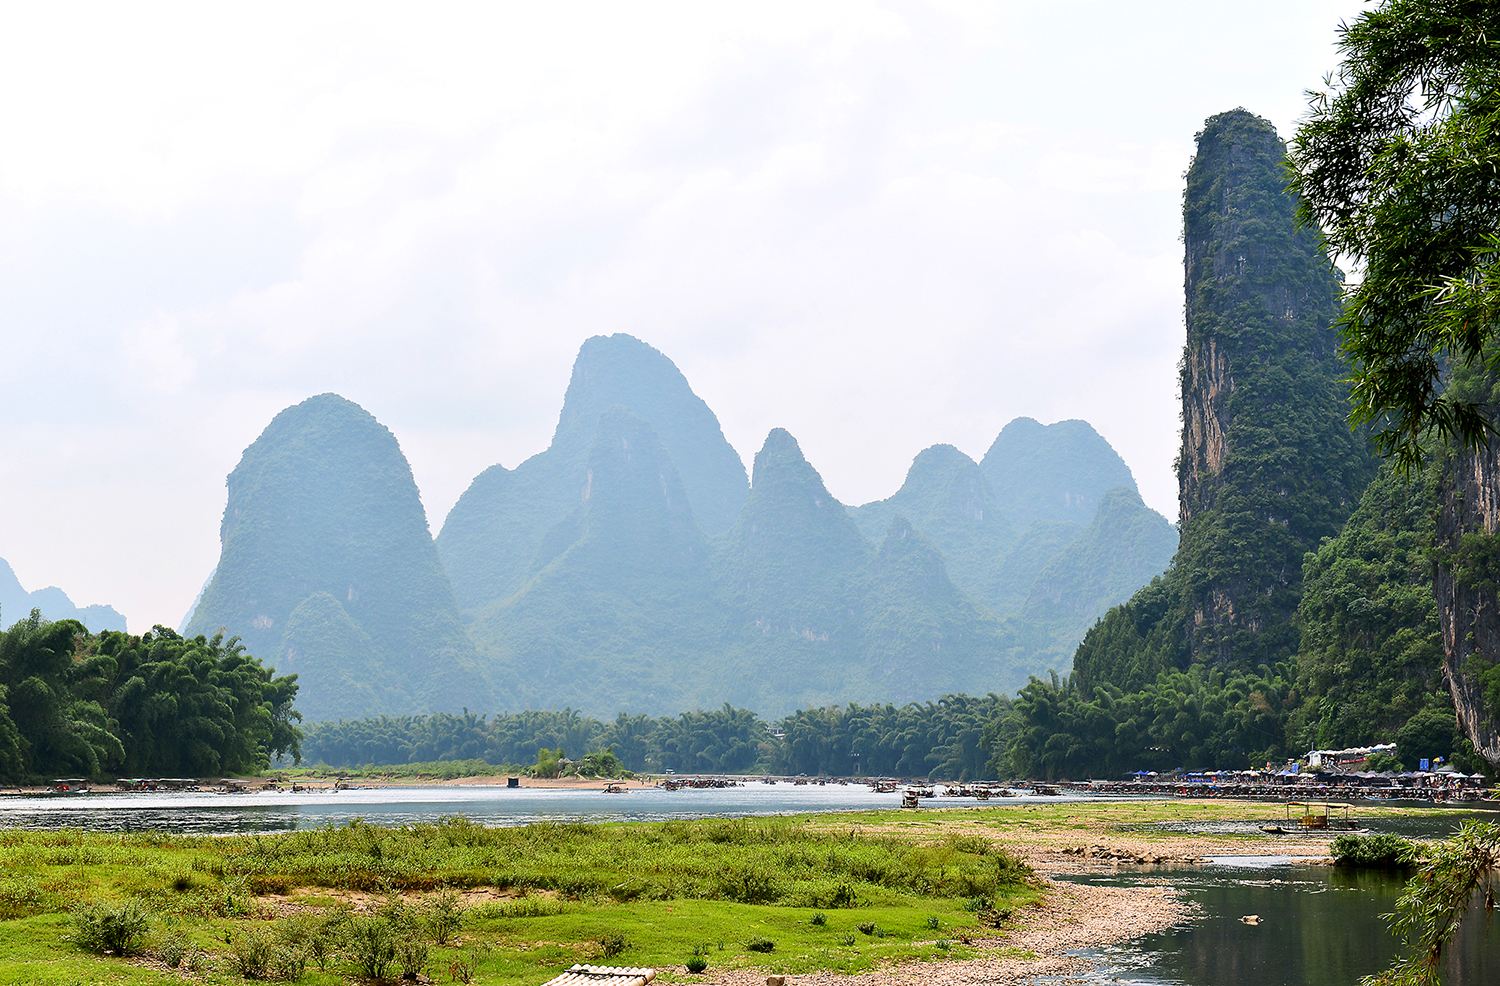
(0, 612, 299, 781)
(185, 394, 492, 720)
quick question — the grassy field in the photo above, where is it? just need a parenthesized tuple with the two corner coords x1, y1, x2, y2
(0, 814, 1039, 985)
(0, 799, 1476, 984)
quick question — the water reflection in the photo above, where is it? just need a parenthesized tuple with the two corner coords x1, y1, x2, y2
(1069, 864, 1500, 985)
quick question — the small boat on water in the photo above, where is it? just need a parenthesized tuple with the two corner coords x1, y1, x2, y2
(602, 783, 627, 794)
(1260, 801, 1364, 834)
(44, 778, 89, 796)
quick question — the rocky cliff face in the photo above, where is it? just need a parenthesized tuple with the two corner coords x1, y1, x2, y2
(1072, 109, 1374, 692)
(1435, 436, 1500, 765)
(187, 394, 490, 720)
(1173, 108, 1372, 665)
(437, 334, 747, 613)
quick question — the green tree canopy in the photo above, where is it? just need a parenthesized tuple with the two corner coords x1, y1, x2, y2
(1290, 0, 1500, 466)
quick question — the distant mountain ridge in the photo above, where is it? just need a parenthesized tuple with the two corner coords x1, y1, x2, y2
(0, 558, 127, 632)
(185, 394, 493, 720)
(189, 336, 1176, 719)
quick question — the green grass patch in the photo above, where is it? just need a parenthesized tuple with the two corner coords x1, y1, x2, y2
(0, 813, 1039, 984)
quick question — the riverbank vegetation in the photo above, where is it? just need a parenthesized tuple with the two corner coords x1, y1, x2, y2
(298, 695, 1006, 780)
(0, 813, 1040, 984)
(0, 613, 300, 783)
(1367, 821, 1500, 986)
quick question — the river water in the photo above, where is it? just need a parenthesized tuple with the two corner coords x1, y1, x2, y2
(3, 787, 1496, 983)
(0, 782, 1066, 833)
(1068, 862, 1499, 985)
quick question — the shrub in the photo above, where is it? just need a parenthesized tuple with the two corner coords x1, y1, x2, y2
(839, 933, 857, 946)
(857, 922, 876, 936)
(296, 912, 349, 972)
(600, 932, 628, 958)
(423, 888, 465, 945)
(716, 866, 781, 904)
(1331, 833, 1419, 869)
(227, 932, 265, 979)
(745, 937, 775, 953)
(395, 933, 430, 980)
(228, 925, 305, 981)
(447, 945, 489, 985)
(925, 915, 940, 930)
(346, 916, 397, 981)
(936, 939, 952, 951)
(946, 835, 992, 855)
(70, 900, 150, 956)
(826, 882, 857, 908)
(152, 929, 190, 968)
(810, 911, 827, 926)
(686, 955, 708, 973)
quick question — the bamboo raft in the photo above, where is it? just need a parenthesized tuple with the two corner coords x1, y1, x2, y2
(541, 965, 656, 986)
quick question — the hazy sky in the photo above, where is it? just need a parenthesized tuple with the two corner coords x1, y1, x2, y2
(1, 1, 1364, 631)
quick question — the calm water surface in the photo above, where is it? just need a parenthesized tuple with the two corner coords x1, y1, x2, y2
(1067, 862, 1499, 985)
(0, 783, 1091, 833)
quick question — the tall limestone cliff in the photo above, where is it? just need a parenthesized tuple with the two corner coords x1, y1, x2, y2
(1074, 109, 1374, 691)
(853, 425, 1177, 670)
(712, 429, 1022, 712)
(438, 334, 747, 612)
(0, 558, 127, 632)
(1175, 108, 1373, 664)
(467, 410, 720, 713)
(980, 418, 1136, 529)
(1433, 363, 1500, 765)
(186, 394, 490, 720)
(852, 444, 1012, 604)
(720, 428, 871, 643)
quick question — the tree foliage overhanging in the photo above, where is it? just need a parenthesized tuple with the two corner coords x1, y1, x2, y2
(0, 611, 301, 781)
(1289, 0, 1500, 467)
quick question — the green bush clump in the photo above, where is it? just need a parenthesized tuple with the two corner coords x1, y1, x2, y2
(227, 925, 307, 981)
(395, 934, 431, 980)
(599, 932, 628, 958)
(1330, 833, 1419, 869)
(346, 915, 397, 981)
(0, 878, 43, 919)
(810, 911, 827, 926)
(686, 954, 708, 973)
(424, 887, 466, 944)
(745, 937, 775, 953)
(70, 900, 150, 956)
